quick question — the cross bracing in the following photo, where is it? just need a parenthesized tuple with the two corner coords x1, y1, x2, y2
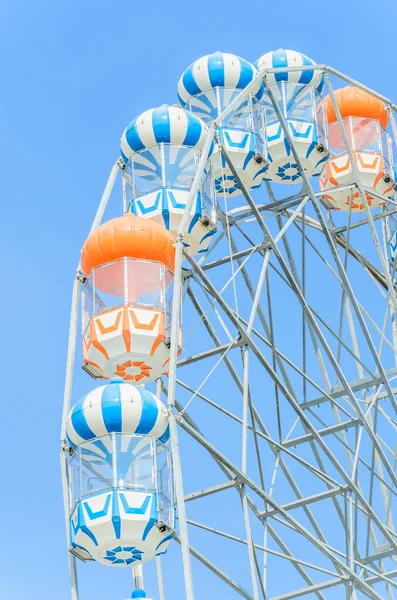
(61, 64, 397, 599)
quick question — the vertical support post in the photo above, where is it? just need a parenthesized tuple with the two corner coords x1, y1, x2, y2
(165, 127, 215, 600)
(241, 345, 260, 599)
(167, 241, 194, 599)
(156, 556, 166, 600)
(122, 170, 128, 214)
(61, 450, 80, 600)
(168, 413, 194, 598)
(133, 564, 144, 590)
(384, 107, 397, 362)
(242, 345, 250, 474)
(60, 276, 81, 600)
(348, 490, 355, 599)
(156, 378, 166, 600)
(240, 487, 260, 600)
(240, 247, 272, 600)
(60, 161, 120, 600)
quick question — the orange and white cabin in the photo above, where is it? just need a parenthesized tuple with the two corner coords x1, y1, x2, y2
(80, 214, 180, 383)
(320, 86, 395, 213)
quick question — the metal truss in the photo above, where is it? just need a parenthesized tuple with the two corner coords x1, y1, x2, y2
(61, 65, 397, 599)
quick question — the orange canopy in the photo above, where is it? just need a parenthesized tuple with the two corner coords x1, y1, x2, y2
(324, 87, 388, 129)
(81, 214, 176, 276)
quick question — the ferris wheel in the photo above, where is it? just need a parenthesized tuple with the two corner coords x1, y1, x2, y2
(60, 48, 397, 599)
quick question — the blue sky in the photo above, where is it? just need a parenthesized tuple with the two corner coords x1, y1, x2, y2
(1, 0, 397, 598)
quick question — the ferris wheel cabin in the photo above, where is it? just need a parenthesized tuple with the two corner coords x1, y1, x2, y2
(255, 49, 330, 184)
(80, 214, 181, 383)
(178, 51, 268, 198)
(66, 381, 174, 567)
(320, 86, 395, 212)
(121, 105, 217, 255)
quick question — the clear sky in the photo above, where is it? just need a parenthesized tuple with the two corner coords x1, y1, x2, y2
(1, 0, 397, 599)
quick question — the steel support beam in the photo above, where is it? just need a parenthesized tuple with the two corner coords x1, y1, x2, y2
(301, 367, 397, 409)
(260, 486, 349, 519)
(269, 577, 348, 600)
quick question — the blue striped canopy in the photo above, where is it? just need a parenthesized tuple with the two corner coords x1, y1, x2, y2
(66, 380, 170, 450)
(121, 105, 208, 163)
(254, 49, 324, 93)
(178, 51, 264, 107)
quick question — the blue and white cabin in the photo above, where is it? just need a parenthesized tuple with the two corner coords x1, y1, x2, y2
(255, 49, 329, 184)
(66, 380, 174, 567)
(121, 105, 217, 255)
(178, 51, 267, 198)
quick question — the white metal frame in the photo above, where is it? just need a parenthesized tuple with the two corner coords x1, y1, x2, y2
(61, 65, 397, 599)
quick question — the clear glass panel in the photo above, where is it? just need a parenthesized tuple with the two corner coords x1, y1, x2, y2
(83, 259, 170, 320)
(69, 451, 81, 509)
(70, 434, 157, 504)
(91, 260, 125, 304)
(263, 95, 278, 126)
(80, 437, 115, 497)
(81, 284, 93, 334)
(380, 131, 393, 173)
(389, 212, 397, 233)
(328, 117, 384, 154)
(201, 166, 215, 217)
(263, 81, 289, 124)
(163, 145, 198, 189)
(263, 82, 318, 124)
(189, 87, 259, 126)
(165, 269, 174, 338)
(316, 97, 327, 146)
(252, 97, 264, 130)
(125, 259, 164, 308)
(352, 119, 382, 152)
(220, 91, 252, 130)
(131, 147, 163, 195)
(286, 85, 316, 121)
(156, 442, 173, 525)
(69, 434, 174, 520)
(188, 90, 218, 124)
(122, 167, 134, 212)
(117, 435, 155, 491)
(252, 131, 265, 156)
(252, 98, 266, 155)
